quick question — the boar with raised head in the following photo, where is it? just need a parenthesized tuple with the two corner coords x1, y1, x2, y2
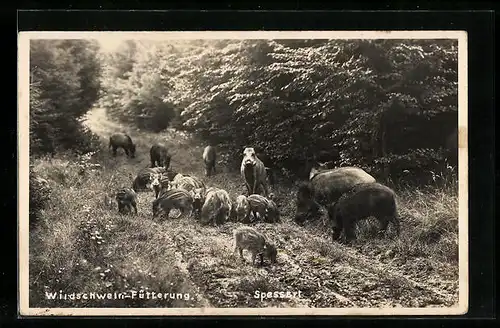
(190, 187, 206, 220)
(150, 142, 172, 169)
(153, 173, 171, 199)
(327, 182, 401, 243)
(132, 168, 162, 194)
(115, 188, 138, 214)
(109, 133, 136, 158)
(152, 188, 194, 220)
(232, 226, 277, 266)
(234, 195, 251, 223)
(200, 187, 232, 226)
(202, 145, 217, 177)
(295, 166, 376, 224)
(240, 147, 269, 197)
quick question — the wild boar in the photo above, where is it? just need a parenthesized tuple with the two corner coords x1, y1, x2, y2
(200, 187, 232, 226)
(170, 175, 206, 193)
(152, 188, 194, 220)
(234, 195, 251, 223)
(232, 226, 277, 266)
(240, 147, 269, 197)
(202, 145, 217, 177)
(327, 182, 401, 242)
(115, 188, 138, 214)
(190, 187, 206, 220)
(150, 142, 172, 169)
(109, 133, 136, 158)
(132, 168, 162, 194)
(247, 194, 280, 223)
(295, 166, 376, 224)
(153, 173, 171, 199)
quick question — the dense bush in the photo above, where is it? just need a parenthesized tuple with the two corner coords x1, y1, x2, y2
(30, 39, 102, 156)
(100, 39, 458, 184)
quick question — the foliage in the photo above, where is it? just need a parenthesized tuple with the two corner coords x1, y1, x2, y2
(99, 41, 181, 132)
(30, 39, 102, 156)
(100, 39, 458, 183)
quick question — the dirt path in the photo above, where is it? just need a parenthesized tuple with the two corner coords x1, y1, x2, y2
(82, 108, 459, 309)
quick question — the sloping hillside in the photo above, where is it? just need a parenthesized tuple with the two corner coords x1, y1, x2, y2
(28, 107, 459, 309)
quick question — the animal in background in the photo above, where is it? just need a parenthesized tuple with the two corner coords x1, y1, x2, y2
(109, 133, 136, 158)
(202, 145, 217, 177)
(327, 182, 401, 243)
(150, 142, 172, 169)
(115, 188, 138, 215)
(232, 226, 277, 266)
(295, 166, 376, 224)
(240, 147, 269, 197)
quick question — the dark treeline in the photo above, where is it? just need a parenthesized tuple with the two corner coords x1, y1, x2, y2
(30, 38, 458, 185)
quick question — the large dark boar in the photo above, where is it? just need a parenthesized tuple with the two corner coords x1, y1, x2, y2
(240, 147, 269, 197)
(200, 187, 232, 226)
(115, 188, 138, 214)
(327, 182, 401, 242)
(152, 188, 194, 220)
(132, 168, 162, 193)
(202, 145, 217, 177)
(247, 194, 280, 223)
(150, 143, 172, 169)
(109, 133, 136, 158)
(233, 226, 277, 266)
(294, 166, 376, 224)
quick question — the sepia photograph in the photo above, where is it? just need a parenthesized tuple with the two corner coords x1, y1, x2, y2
(18, 30, 468, 316)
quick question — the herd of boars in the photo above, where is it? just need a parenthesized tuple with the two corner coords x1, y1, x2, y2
(108, 132, 402, 266)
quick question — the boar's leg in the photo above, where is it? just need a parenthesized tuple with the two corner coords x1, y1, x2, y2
(131, 202, 138, 215)
(251, 252, 257, 266)
(343, 218, 356, 243)
(391, 215, 401, 236)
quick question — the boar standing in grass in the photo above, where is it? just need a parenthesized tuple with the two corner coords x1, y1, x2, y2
(247, 194, 280, 223)
(234, 195, 251, 223)
(109, 133, 136, 158)
(327, 182, 401, 243)
(153, 173, 171, 199)
(115, 188, 138, 215)
(152, 188, 194, 220)
(190, 187, 206, 220)
(240, 147, 269, 197)
(295, 166, 376, 224)
(200, 187, 232, 226)
(202, 145, 217, 177)
(233, 226, 277, 266)
(132, 168, 162, 194)
(150, 142, 172, 169)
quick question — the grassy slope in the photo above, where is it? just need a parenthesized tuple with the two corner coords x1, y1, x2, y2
(29, 107, 459, 308)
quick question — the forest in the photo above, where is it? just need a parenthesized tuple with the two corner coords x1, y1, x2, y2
(27, 37, 460, 309)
